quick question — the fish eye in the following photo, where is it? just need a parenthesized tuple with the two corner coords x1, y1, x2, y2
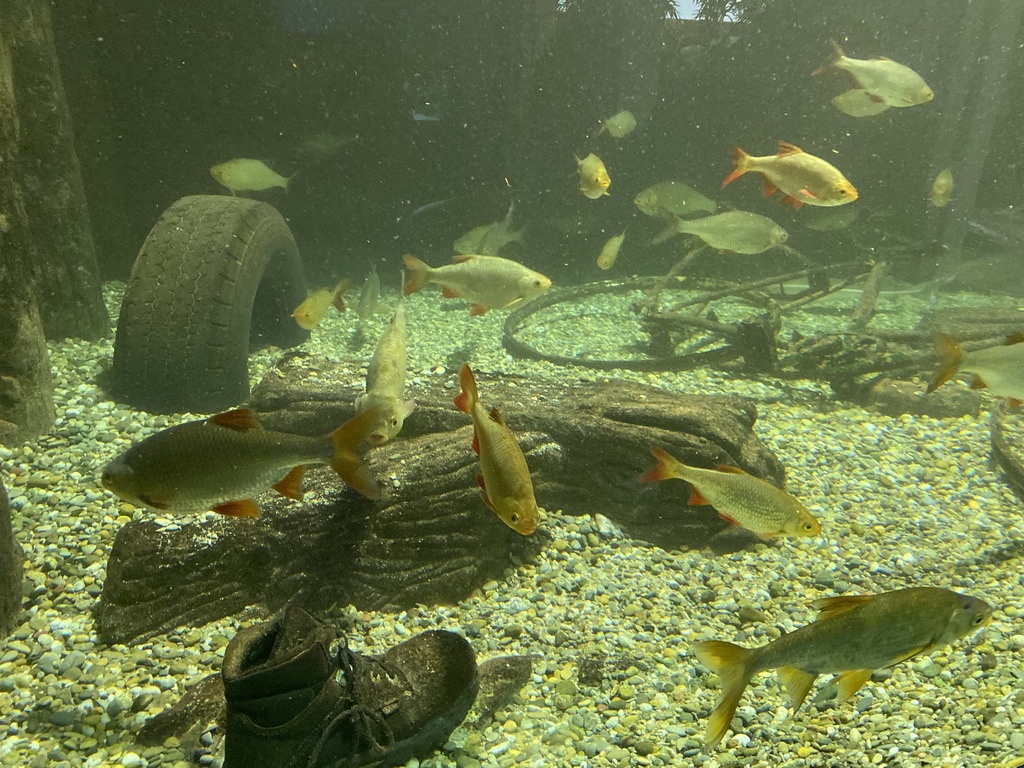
(390, 418, 398, 427)
(802, 522, 815, 531)
(972, 614, 985, 625)
(533, 280, 541, 286)
(510, 513, 520, 523)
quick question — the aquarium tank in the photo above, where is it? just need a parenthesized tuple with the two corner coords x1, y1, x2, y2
(1, 0, 1023, 766)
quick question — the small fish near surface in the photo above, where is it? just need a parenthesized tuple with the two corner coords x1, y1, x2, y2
(575, 153, 611, 199)
(403, 253, 551, 316)
(355, 294, 415, 445)
(723, 142, 858, 209)
(210, 158, 293, 195)
(640, 446, 820, 539)
(928, 332, 1024, 406)
(693, 587, 992, 749)
(598, 109, 637, 139)
(100, 408, 381, 518)
(814, 39, 934, 109)
(596, 231, 626, 270)
(454, 364, 539, 535)
(634, 181, 717, 220)
(671, 210, 789, 254)
(930, 167, 954, 208)
(356, 268, 382, 322)
(292, 279, 352, 330)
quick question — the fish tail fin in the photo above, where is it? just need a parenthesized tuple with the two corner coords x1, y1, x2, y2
(722, 146, 751, 188)
(326, 409, 380, 499)
(639, 446, 684, 483)
(402, 254, 431, 295)
(693, 640, 756, 750)
(812, 38, 845, 76)
(927, 332, 963, 393)
(453, 363, 478, 413)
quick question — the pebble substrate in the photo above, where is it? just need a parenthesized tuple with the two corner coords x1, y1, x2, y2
(1, 280, 1022, 768)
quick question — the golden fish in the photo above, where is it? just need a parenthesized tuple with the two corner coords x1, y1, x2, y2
(641, 447, 820, 538)
(694, 587, 991, 749)
(355, 297, 414, 445)
(930, 167, 954, 207)
(403, 253, 551, 316)
(928, 332, 1024, 406)
(815, 40, 933, 108)
(673, 211, 788, 254)
(210, 158, 292, 195)
(575, 153, 611, 199)
(100, 408, 380, 517)
(634, 181, 717, 219)
(292, 279, 351, 330)
(598, 110, 637, 139)
(832, 88, 890, 117)
(723, 142, 858, 209)
(596, 231, 625, 270)
(453, 364, 539, 535)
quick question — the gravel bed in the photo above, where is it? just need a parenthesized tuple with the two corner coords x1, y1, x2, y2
(0, 279, 1022, 768)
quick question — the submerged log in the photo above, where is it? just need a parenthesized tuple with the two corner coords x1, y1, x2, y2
(97, 355, 783, 644)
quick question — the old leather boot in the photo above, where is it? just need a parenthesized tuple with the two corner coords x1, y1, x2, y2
(222, 606, 479, 768)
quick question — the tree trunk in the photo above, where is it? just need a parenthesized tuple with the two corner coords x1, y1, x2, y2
(0, 10, 55, 445)
(7, 0, 110, 341)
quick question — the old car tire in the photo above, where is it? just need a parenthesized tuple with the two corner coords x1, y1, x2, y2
(112, 195, 308, 413)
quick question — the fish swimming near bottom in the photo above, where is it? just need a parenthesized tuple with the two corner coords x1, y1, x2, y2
(210, 158, 293, 195)
(100, 407, 380, 517)
(403, 253, 551, 316)
(454, 364, 539, 535)
(292, 279, 352, 330)
(928, 332, 1024, 406)
(641, 447, 820, 538)
(693, 587, 992, 749)
(670, 211, 789, 254)
(355, 295, 415, 445)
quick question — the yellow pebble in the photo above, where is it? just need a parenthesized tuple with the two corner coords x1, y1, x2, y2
(797, 746, 813, 758)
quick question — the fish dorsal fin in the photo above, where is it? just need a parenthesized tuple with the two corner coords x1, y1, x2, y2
(811, 594, 874, 621)
(777, 141, 804, 157)
(833, 668, 875, 705)
(451, 253, 480, 264)
(870, 56, 893, 62)
(969, 375, 988, 390)
(209, 408, 261, 431)
(777, 666, 817, 712)
(488, 406, 507, 427)
(715, 464, 748, 475)
(1005, 332, 1024, 345)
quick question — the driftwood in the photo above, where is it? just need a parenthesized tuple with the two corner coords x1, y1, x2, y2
(97, 356, 783, 645)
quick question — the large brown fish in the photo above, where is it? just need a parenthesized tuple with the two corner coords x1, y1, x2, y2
(641, 447, 820, 538)
(694, 587, 992, 749)
(101, 408, 380, 517)
(403, 253, 551, 316)
(453, 364, 538, 535)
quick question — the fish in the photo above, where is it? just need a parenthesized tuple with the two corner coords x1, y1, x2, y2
(402, 253, 551, 316)
(210, 159, 292, 195)
(640, 446, 820, 539)
(575, 153, 611, 199)
(292, 279, 352, 330)
(693, 587, 992, 749)
(598, 109, 637, 139)
(723, 142, 858, 209)
(803, 207, 860, 231)
(671, 211, 789, 254)
(356, 268, 381, 322)
(930, 167, 954, 208)
(296, 131, 359, 160)
(814, 40, 934, 108)
(596, 231, 626, 270)
(832, 88, 891, 117)
(633, 181, 717, 219)
(100, 408, 381, 517)
(453, 363, 539, 535)
(927, 332, 1024, 406)
(355, 296, 415, 445)
(454, 203, 524, 256)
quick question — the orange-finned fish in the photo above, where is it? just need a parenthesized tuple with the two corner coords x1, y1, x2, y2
(403, 253, 551, 316)
(100, 407, 380, 517)
(640, 446, 820, 538)
(575, 152, 611, 199)
(722, 142, 858, 209)
(292, 279, 352, 330)
(927, 332, 1024, 406)
(814, 40, 933, 109)
(694, 587, 992, 749)
(453, 364, 539, 535)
